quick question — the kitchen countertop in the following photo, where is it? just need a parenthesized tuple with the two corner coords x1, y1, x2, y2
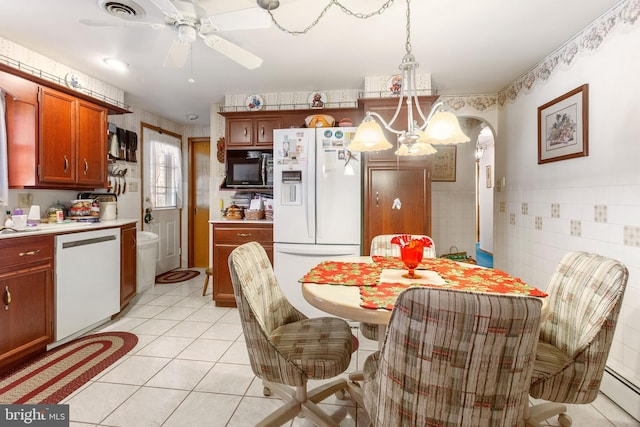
(210, 219, 273, 225)
(0, 218, 138, 239)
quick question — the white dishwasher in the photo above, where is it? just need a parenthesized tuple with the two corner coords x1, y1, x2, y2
(55, 228, 120, 343)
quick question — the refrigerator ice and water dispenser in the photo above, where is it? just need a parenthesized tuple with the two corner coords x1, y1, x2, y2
(280, 170, 302, 206)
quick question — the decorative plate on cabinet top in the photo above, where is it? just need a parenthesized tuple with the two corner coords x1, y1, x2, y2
(65, 73, 83, 89)
(308, 91, 327, 109)
(386, 74, 402, 96)
(245, 94, 263, 111)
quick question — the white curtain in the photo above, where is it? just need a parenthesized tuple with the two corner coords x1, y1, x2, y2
(144, 128, 182, 209)
(0, 90, 8, 206)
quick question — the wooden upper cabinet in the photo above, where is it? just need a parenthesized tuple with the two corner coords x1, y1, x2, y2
(39, 87, 77, 185)
(2, 66, 114, 190)
(226, 116, 283, 148)
(2, 73, 39, 187)
(77, 99, 108, 187)
(5, 85, 108, 189)
(255, 117, 281, 146)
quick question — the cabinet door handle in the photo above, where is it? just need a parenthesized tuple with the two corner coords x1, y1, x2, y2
(19, 249, 42, 256)
(243, 127, 248, 137)
(3, 286, 10, 310)
(237, 233, 252, 237)
(84, 159, 89, 175)
(64, 155, 69, 173)
(376, 192, 379, 207)
(260, 126, 265, 137)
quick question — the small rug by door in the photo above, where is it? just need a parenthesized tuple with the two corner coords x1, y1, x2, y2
(0, 332, 137, 404)
(155, 269, 200, 284)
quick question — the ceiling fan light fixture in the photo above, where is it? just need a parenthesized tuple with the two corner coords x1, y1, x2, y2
(103, 57, 128, 72)
(177, 24, 197, 43)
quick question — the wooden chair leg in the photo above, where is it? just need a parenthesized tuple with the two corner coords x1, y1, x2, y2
(202, 268, 211, 296)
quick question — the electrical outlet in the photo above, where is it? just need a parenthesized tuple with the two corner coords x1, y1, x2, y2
(18, 193, 33, 208)
(128, 182, 138, 192)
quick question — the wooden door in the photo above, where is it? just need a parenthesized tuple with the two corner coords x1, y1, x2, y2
(141, 124, 182, 274)
(39, 87, 76, 185)
(364, 167, 431, 255)
(77, 99, 107, 187)
(189, 137, 210, 268)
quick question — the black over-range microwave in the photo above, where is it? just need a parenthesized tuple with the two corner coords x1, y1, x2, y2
(226, 150, 273, 188)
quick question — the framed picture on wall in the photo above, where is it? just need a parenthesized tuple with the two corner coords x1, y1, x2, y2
(431, 145, 456, 182)
(538, 84, 589, 164)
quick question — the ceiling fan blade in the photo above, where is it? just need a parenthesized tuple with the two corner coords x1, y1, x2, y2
(202, 34, 263, 70)
(163, 40, 191, 68)
(198, 0, 258, 15)
(208, 7, 271, 32)
(148, 0, 184, 21)
(79, 18, 165, 30)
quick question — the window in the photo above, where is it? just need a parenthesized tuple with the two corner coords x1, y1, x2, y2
(144, 128, 182, 209)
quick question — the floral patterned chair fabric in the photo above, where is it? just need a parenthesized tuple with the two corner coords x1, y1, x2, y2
(360, 234, 437, 341)
(526, 251, 629, 427)
(354, 287, 542, 426)
(228, 241, 353, 427)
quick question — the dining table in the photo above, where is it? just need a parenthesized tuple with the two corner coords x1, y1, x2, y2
(300, 255, 548, 343)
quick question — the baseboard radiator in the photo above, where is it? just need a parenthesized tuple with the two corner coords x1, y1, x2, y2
(600, 367, 640, 422)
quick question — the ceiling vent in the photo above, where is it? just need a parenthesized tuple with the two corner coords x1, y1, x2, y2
(99, 0, 145, 20)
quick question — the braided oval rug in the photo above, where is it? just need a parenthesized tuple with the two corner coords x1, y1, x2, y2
(0, 332, 137, 404)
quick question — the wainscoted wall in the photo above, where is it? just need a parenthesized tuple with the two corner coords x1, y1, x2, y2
(494, 0, 640, 417)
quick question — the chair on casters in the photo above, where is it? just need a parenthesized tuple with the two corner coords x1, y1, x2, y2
(360, 234, 436, 341)
(202, 267, 212, 296)
(349, 287, 543, 426)
(525, 251, 629, 427)
(228, 242, 354, 427)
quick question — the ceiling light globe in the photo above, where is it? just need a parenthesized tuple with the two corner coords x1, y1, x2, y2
(349, 117, 392, 152)
(421, 111, 470, 144)
(177, 24, 197, 43)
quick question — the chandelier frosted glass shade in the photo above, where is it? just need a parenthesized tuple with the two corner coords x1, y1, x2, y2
(419, 111, 470, 145)
(349, 116, 393, 152)
(395, 142, 437, 156)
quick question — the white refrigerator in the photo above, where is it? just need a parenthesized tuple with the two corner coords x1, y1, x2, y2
(273, 127, 361, 317)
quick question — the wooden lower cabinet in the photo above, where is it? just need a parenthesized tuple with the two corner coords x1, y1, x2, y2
(211, 222, 273, 307)
(120, 223, 137, 309)
(0, 235, 54, 370)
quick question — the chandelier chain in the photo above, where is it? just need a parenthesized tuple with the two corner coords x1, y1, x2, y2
(267, 0, 395, 36)
(405, 0, 412, 54)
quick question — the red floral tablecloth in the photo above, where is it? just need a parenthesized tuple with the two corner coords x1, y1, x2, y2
(300, 256, 547, 311)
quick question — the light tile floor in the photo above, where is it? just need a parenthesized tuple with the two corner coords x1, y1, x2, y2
(63, 268, 639, 427)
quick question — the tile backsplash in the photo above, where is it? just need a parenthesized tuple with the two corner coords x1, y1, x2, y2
(496, 184, 640, 395)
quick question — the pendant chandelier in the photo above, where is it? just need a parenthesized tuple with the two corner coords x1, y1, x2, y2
(348, 0, 470, 155)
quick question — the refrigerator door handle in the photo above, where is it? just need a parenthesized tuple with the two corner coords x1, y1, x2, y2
(307, 166, 315, 239)
(275, 246, 359, 257)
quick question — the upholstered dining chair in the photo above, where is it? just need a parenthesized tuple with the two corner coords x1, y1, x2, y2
(349, 287, 543, 426)
(228, 241, 354, 427)
(360, 234, 437, 341)
(526, 251, 629, 427)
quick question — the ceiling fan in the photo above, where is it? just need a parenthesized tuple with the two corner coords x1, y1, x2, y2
(82, 0, 268, 69)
